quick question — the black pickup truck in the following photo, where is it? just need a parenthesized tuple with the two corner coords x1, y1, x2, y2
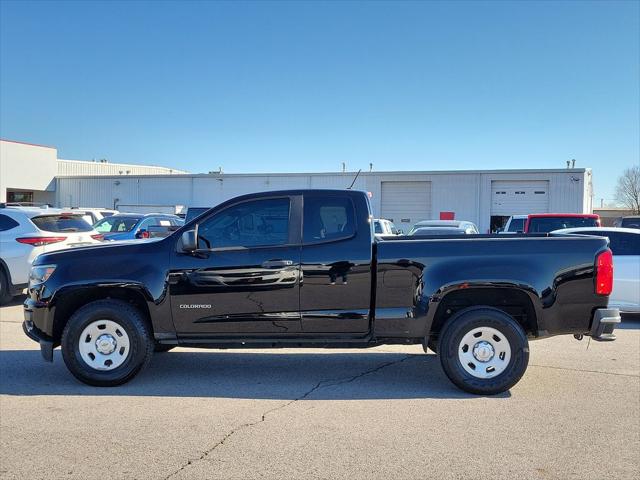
(23, 189, 620, 394)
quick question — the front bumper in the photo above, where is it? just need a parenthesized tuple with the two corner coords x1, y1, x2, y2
(22, 314, 54, 362)
(590, 308, 621, 341)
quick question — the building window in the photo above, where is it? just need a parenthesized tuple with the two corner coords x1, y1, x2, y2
(7, 191, 33, 204)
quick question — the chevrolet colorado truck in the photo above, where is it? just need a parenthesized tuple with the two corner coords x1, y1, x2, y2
(23, 190, 620, 394)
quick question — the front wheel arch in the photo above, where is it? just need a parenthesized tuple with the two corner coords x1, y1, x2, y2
(53, 286, 153, 342)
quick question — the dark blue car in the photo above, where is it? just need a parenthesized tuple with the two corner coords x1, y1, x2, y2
(93, 213, 183, 241)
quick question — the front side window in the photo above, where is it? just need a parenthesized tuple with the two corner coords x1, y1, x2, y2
(137, 218, 156, 230)
(197, 198, 290, 249)
(94, 216, 142, 233)
(304, 196, 355, 243)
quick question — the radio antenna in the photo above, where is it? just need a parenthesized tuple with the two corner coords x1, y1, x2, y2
(347, 169, 362, 189)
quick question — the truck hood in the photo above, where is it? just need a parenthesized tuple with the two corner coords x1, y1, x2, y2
(33, 237, 166, 266)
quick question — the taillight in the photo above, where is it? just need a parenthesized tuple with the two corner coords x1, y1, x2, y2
(16, 236, 66, 246)
(91, 234, 104, 241)
(595, 249, 613, 296)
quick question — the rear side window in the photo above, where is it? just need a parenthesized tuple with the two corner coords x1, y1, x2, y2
(507, 218, 525, 232)
(374, 221, 383, 234)
(31, 215, 93, 233)
(607, 232, 640, 256)
(0, 214, 20, 231)
(528, 217, 598, 233)
(304, 195, 356, 243)
(621, 218, 640, 229)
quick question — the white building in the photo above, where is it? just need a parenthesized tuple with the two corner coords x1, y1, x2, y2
(56, 169, 593, 233)
(0, 140, 58, 205)
(0, 139, 185, 205)
(1, 139, 593, 232)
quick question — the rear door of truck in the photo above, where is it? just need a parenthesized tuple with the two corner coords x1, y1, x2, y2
(299, 191, 374, 335)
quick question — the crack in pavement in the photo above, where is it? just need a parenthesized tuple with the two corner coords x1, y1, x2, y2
(162, 354, 413, 480)
(529, 363, 640, 378)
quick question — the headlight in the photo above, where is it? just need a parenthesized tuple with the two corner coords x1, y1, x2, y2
(29, 264, 57, 285)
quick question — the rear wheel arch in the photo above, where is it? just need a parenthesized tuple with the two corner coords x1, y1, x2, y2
(53, 286, 153, 342)
(428, 287, 539, 346)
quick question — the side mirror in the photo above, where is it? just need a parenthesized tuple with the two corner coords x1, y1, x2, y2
(135, 229, 150, 239)
(181, 229, 197, 252)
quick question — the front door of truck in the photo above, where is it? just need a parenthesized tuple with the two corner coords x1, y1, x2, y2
(169, 195, 302, 337)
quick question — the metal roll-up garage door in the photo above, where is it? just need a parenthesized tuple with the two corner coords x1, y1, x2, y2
(491, 180, 549, 216)
(381, 181, 432, 227)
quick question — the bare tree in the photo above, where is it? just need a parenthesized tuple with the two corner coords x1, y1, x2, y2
(615, 165, 640, 214)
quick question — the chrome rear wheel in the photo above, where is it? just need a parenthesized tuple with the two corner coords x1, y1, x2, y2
(458, 326, 512, 379)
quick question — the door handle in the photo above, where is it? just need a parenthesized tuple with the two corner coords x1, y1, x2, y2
(261, 259, 294, 269)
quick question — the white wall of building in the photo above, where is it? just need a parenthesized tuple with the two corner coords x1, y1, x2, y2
(57, 159, 187, 176)
(56, 168, 590, 232)
(0, 140, 58, 203)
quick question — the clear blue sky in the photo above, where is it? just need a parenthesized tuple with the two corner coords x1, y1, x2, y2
(1, 0, 638, 203)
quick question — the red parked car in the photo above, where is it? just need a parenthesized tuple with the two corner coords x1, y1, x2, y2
(524, 213, 601, 233)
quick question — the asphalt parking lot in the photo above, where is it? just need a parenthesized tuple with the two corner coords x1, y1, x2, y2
(0, 297, 638, 480)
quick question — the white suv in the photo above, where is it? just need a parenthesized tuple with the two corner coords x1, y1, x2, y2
(0, 207, 104, 304)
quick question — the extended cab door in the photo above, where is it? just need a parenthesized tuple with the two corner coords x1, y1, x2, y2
(300, 192, 373, 335)
(169, 194, 303, 337)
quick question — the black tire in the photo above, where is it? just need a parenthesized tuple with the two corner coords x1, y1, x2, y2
(154, 343, 175, 353)
(61, 299, 154, 386)
(0, 268, 13, 305)
(438, 307, 529, 395)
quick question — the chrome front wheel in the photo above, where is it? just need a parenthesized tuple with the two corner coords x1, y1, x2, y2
(62, 299, 154, 386)
(78, 319, 131, 371)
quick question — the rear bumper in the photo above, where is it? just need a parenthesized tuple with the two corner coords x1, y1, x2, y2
(590, 308, 621, 341)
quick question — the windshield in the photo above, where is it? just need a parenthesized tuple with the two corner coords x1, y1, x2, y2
(31, 215, 93, 233)
(528, 217, 598, 233)
(507, 218, 525, 232)
(94, 216, 142, 233)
